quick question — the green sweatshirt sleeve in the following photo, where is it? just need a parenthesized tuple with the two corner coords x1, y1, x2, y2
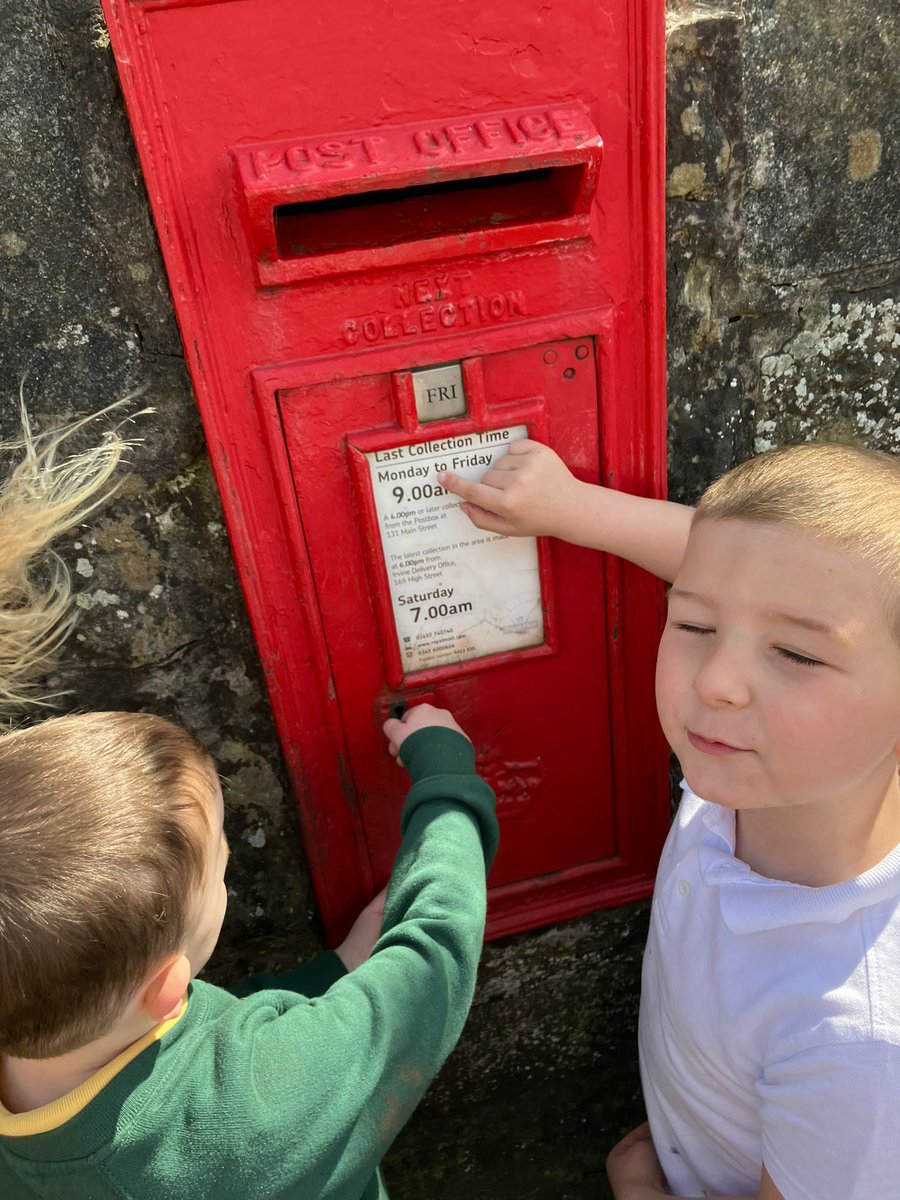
(398, 726, 499, 869)
(226, 726, 494, 1004)
(215, 725, 497, 1199)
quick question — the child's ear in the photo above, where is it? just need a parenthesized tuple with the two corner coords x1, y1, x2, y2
(141, 955, 191, 1023)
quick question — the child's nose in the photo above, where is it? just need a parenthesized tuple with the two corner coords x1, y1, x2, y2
(692, 641, 752, 709)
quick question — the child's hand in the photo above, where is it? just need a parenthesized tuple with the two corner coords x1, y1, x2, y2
(335, 886, 387, 972)
(605, 1123, 668, 1199)
(437, 439, 585, 539)
(382, 703, 470, 763)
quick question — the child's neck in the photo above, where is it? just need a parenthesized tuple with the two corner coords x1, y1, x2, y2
(0, 1007, 176, 1114)
(735, 769, 900, 887)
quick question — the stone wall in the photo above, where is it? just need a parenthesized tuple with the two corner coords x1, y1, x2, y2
(0, 3, 897, 1197)
(666, 0, 898, 503)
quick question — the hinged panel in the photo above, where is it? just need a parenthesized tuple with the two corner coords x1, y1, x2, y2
(278, 336, 618, 897)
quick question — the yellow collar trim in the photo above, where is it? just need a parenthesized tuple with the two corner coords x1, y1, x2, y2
(0, 999, 189, 1137)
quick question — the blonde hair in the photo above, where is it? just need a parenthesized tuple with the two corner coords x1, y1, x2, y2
(695, 443, 900, 631)
(0, 711, 216, 1058)
(0, 393, 133, 716)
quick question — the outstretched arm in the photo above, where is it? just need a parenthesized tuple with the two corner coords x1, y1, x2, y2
(219, 706, 498, 1200)
(230, 707, 479, 998)
(438, 440, 693, 583)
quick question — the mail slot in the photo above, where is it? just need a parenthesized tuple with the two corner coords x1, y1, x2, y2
(233, 107, 602, 283)
(102, 0, 670, 941)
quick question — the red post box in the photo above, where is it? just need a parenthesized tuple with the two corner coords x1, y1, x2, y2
(101, 0, 670, 941)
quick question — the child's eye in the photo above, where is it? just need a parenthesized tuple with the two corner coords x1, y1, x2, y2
(674, 622, 713, 635)
(776, 647, 824, 668)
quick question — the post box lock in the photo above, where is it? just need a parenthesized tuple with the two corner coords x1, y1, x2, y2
(379, 691, 437, 725)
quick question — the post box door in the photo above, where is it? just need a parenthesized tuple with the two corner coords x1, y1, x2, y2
(278, 334, 615, 894)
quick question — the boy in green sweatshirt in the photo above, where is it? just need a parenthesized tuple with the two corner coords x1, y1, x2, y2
(0, 702, 497, 1200)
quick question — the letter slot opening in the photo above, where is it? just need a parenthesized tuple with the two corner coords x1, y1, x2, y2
(273, 164, 587, 260)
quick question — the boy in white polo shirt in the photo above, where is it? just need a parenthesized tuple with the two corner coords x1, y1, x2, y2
(440, 439, 900, 1200)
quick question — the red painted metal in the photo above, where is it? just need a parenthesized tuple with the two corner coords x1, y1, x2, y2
(101, 0, 670, 943)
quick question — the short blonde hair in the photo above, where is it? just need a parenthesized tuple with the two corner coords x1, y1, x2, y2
(695, 443, 900, 633)
(0, 711, 216, 1058)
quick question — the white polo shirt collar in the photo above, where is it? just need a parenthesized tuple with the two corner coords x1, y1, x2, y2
(684, 782, 900, 935)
